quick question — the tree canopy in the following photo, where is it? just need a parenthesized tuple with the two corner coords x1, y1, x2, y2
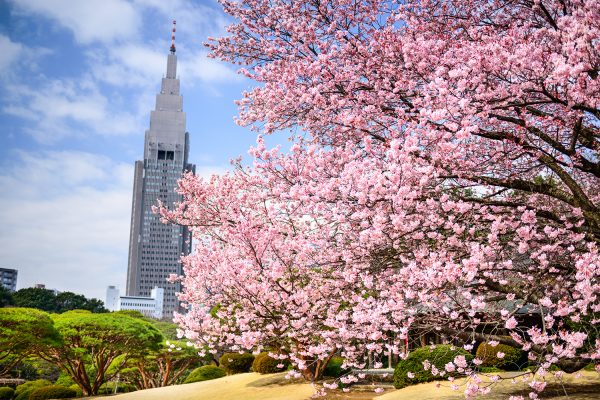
(0, 308, 61, 376)
(37, 311, 163, 396)
(11, 288, 107, 313)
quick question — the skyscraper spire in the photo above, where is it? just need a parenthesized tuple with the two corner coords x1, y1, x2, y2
(166, 20, 177, 79)
(170, 19, 176, 54)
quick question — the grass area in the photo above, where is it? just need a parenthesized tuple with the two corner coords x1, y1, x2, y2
(92, 370, 599, 400)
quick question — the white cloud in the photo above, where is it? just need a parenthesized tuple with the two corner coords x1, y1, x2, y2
(0, 150, 229, 301)
(3, 78, 143, 143)
(0, 150, 134, 300)
(10, 0, 140, 44)
(0, 35, 23, 73)
(0, 34, 52, 79)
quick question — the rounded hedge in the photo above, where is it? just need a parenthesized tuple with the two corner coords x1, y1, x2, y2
(252, 353, 290, 374)
(219, 353, 255, 375)
(54, 373, 75, 387)
(15, 380, 52, 400)
(29, 385, 77, 400)
(393, 345, 473, 389)
(476, 342, 524, 370)
(0, 387, 14, 400)
(323, 356, 348, 378)
(184, 365, 227, 383)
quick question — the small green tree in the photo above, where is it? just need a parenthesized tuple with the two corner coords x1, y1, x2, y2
(121, 340, 203, 389)
(54, 292, 107, 313)
(0, 286, 14, 307)
(37, 311, 163, 396)
(12, 289, 57, 312)
(0, 308, 61, 376)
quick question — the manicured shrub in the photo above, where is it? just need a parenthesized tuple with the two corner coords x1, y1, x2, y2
(15, 380, 52, 400)
(68, 385, 82, 397)
(323, 356, 348, 378)
(0, 387, 14, 400)
(252, 353, 290, 374)
(476, 342, 524, 370)
(98, 381, 135, 394)
(219, 353, 255, 375)
(183, 365, 227, 383)
(54, 373, 75, 387)
(393, 345, 473, 389)
(583, 363, 597, 371)
(29, 385, 77, 400)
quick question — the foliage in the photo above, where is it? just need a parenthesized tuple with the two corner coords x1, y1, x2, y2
(54, 372, 74, 387)
(10, 358, 61, 382)
(15, 380, 52, 400)
(12, 289, 56, 312)
(37, 311, 163, 396)
(97, 381, 135, 395)
(183, 365, 226, 383)
(163, 0, 600, 396)
(12, 288, 106, 313)
(393, 345, 472, 389)
(28, 385, 77, 400)
(54, 292, 106, 313)
(119, 340, 203, 389)
(476, 342, 524, 370)
(0, 286, 14, 307)
(0, 387, 14, 400)
(67, 385, 81, 397)
(252, 353, 289, 374)
(323, 356, 347, 378)
(219, 353, 254, 375)
(0, 309, 61, 376)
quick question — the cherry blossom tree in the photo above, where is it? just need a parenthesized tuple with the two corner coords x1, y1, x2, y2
(163, 0, 599, 395)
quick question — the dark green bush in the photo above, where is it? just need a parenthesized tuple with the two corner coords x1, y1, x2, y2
(219, 353, 255, 375)
(0, 387, 14, 400)
(476, 342, 524, 370)
(393, 345, 472, 389)
(252, 353, 289, 374)
(184, 365, 227, 383)
(323, 356, 348, 378)
(98, 381, 135, 394)
(29, 385, 77, 400)
(15, 380, 52, 400)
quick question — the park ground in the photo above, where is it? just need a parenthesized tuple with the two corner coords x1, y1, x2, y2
(95, 370, 600, 400)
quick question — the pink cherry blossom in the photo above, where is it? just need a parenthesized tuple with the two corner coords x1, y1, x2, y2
(159, 0, 600, 393)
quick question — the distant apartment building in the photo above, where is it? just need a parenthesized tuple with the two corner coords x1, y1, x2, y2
(105, 285, 164, 320)
(0, 268, 17, 291)
(125, 24, 194, 320)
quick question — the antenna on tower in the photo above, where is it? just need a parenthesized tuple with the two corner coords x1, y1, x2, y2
(170, 20, 176, 54)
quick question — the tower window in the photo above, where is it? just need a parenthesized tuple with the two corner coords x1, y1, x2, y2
(157, 150, 174, 160)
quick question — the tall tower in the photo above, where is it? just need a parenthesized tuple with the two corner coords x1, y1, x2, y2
(126, 21, 195, 319)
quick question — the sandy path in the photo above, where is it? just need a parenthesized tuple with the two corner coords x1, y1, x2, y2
(94, 373, 315, 400)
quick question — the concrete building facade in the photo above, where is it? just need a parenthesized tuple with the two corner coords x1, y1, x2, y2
(105, 285, 164, 320)
(126, 34, 194, 319)
(0, 268, 18, 291)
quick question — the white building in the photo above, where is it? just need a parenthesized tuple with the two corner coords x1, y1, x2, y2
(105, 285, 164, 320)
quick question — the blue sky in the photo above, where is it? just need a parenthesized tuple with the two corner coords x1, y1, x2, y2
(0, 0, 275, 301)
